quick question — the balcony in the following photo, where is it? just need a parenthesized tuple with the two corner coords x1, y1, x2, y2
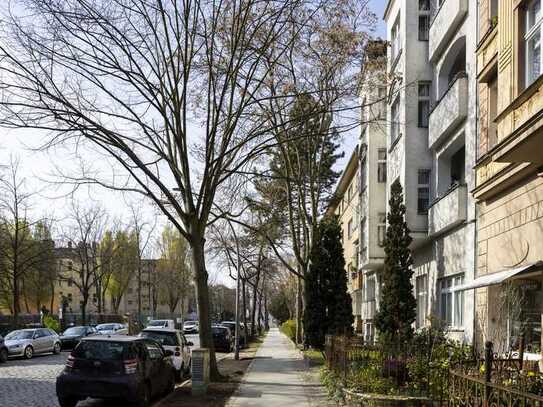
(429, 74, 468, 149)
(429, 0, 468, 62)
(428, 184, 467, 236)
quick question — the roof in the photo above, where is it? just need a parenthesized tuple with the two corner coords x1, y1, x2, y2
(82, 335, 142, 342)
(142, 328, 179, 333)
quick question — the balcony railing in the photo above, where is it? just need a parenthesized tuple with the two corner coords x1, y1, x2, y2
(429, 73, 468, 149)
(428, 183, 468, 236)
(429, 0, 468, 61)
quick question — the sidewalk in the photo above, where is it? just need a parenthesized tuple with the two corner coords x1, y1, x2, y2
(227, 328, 329, 407)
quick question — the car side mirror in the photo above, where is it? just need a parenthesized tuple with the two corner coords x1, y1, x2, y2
(186, 341, 194, 346)
(164, 349, 174, 357)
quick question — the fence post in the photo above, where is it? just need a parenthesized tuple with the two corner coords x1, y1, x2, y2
(484, 341, 493, 407)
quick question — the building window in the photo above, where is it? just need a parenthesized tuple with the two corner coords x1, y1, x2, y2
(488, 73, 498, 150)
(377, 149, 387, 183)
(417, 169, 431, 214)
(391, 97, 400, 144)
(59, 280, 62, 287)
(439, 275, 464, 327)
(416, 275, 428, 328)
(419, 15, 430, 41)
(67, 261, 73, 271)
(526, 0, 543, 87)
(391, 15, 401, 62)
(377, 213, 386, 247)
(347, 218, 353, 239)
(419, 0, 430, 11)
(418, 82, 431, 128)
(67, 278, 73, 287)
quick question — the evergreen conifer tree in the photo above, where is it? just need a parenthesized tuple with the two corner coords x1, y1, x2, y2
(374, 182, 417, 351)
(304, 216, 353, 349)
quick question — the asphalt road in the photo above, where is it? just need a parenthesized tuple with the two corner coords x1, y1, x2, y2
(0, 334, 223, 407)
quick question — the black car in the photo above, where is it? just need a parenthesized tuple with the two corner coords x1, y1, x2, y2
(211, 325, 233, 352)
(0, 335, 8, 363)
(220, 321, 246, 347)
(59, 326, 98, 350)
(56, 336, 176, 407)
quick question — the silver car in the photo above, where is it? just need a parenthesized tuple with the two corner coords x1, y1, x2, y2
(95, 323, 128, 335)
(4, 328, 61, 359)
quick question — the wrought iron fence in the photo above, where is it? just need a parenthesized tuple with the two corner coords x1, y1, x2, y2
(448, 341, 543, 406)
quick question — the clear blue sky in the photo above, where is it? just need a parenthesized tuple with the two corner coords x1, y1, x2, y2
(370, 0, 387, 38)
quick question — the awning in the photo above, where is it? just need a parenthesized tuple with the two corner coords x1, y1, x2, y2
(456, 261, 543, 291)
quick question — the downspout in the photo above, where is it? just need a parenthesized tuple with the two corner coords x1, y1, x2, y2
(473, 0, 480, 352)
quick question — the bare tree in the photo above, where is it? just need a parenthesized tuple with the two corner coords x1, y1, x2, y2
(60, 201, 109, 324)
(0, 0, 377, 374)
(0, 157, 53, 325)
(127, 202, 156, 321)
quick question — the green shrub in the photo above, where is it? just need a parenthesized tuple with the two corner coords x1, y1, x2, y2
(43, 315, 61, 333)
(280, 319, 296, 341)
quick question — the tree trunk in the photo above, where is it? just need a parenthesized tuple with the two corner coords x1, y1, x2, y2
(13, 271, 20, 327)
(81, 296, 88, 325)
(190, 233, 219, 379)
(242, 278, 248, 340)
(295, 275, 302, 345)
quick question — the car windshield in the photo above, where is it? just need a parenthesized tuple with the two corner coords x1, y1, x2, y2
(148, 321, 165, 327)
(184, 321, 196, 326)
(140, 331, 178, 346)
(212, 327, 226, 334)
(97, 324, 116, 331)
(63, 327, 87, 336)
(73, 341, 134, 360)
(5, 330, 34, 340)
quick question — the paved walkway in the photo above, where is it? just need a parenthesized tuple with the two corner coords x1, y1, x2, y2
(227, 328, 327, 407)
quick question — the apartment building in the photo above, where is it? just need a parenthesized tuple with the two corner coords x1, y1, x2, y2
(326, 148, 362, 333)
(471, 0, 543, 356)
(358, 41, 388, 344)
(384, 0, 476, 343)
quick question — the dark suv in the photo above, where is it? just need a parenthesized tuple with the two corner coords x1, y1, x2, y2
(56, 336, 176, 407)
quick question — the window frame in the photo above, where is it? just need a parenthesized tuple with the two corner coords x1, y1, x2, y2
(525, 0, 543, 87)
(377, 148, 387, 183)
(417, 82, 431, 128)
(391, 15, 401, 63)
(377, 213, 386, 247)
(416, 275, 428, 329)
(417, 169, 431, 215)
(439, 275, 464, 328)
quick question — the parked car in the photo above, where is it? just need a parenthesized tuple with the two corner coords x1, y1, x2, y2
(220, 321, 246, 347)
(4, 328, 61, 359)
(211, 325, 233, 352)
(96, 323, 128, 336)
(56, 336, 176, 407)
(146, 319, 175, 330)
(0, 334, 8, 363)
(139, 328, 193, 381)
(183, 320, 199, 334)
(60, 326, 98, 350)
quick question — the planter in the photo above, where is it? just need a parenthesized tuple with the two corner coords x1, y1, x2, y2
(343, 388, 433, 407)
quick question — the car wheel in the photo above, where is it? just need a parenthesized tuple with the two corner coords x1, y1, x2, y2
(165, 371, 175, 395)
(0, 348, 8, 363)
(175, 366, 182, 382)
(134, 382, 151, 407)
(57, 397, 78, 407)
(53, 342, 61, 355)
(24, 346, 33, 359)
